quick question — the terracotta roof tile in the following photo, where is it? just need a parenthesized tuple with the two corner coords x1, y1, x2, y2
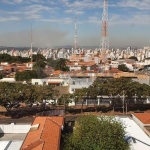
(133, 113, 150, 124)
(21, 117, 46, 149)
(21, 116, 64, 150)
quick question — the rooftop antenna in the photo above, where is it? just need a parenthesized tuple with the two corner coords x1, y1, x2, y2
(74, 17, 78, 50)
(100, 0, 109, 51)
(30, 24, 33, 71)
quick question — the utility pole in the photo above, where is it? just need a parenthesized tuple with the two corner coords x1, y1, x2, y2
(122, 92, 125, 115)
(100, 0, 109, 51)
(126, 103, 127, 115)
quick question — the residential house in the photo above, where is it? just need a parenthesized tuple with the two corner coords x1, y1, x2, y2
(21, 116, 64, 150)
(66, 61, 96, 71)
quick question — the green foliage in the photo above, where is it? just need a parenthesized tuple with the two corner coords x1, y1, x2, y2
(64, 115, 129, 150)
(0, 73, 4, 79)
(118, 64, 129, 72)
(47, 58, 69, 71)
(33, 60, 46, 69)
(47, 58, 55, 68)
(0, 82, 57, 111)
(32, 54, 46, 62)
(15, 70, 38, 81)
(128, 56, 138, 61)
(81, 66, 87, 71)
(73, 88, 88, 113)
(0, 83, 27, 111)
(0, 54, 12, 62)
(33, 60, 47, 78)
(57, 94, 71, 105)
(92, 78, 150, 99)
(0, 54, 30, 63)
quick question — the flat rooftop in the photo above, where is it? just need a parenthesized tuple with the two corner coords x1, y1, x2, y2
(0, 133, 27, 141)
(0, 141, 24, 150)
(117, 116, 150, 150)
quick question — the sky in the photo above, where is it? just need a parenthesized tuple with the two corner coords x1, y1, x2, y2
(0, 0, 150, 48)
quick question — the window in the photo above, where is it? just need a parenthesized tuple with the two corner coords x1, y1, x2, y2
(35, 82, 38, 85)
(43, 81, 46, 85)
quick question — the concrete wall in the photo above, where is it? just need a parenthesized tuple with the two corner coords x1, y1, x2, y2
(69, 84, 91, 94)
(0, 123, 31, 133)
(132, 114, 144, 129)
(133, 78, 149, 85)
(31, 78, 69, 86)
(0, 78, 16, 83)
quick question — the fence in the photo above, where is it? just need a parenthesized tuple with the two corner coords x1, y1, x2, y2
(0, 123, 30, 133)
(36, 109, 64, 116)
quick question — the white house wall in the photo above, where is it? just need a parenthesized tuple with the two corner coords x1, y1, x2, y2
(132, 114, 144, 129)
(0, 124, 31, 133)
(32, 79, 49, 85)
(69, 84, 91, 94)
(31, 78, 69, 86)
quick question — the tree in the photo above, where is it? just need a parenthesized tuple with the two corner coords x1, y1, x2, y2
(88, 77, 150, 108)
(81, 66, 87, 71)
(0, 73, 4, 79)
(88, 85, 100, 111)
(118, 64, 129, 72)
(57, 94, 72, 115)
(0, 82, 25, 111)
(0, 54, 30, 63)
(32, 54, 46, 62)
(54, 58, 69, 71)
(33, 60, 47, 78)
(64, 115, 129, 150)
(73, 88, 88, 113)
(128, 56, 138, 61)
(15, 70, 38, 81)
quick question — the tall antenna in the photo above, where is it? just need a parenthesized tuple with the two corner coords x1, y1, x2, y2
(30, 24, 33, 71)
(100, 0, 109, 51)
(74, 17, 78, 50)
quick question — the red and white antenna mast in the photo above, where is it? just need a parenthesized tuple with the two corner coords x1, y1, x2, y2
(100, 0, 109, 51)
(74, 17, 78, 50)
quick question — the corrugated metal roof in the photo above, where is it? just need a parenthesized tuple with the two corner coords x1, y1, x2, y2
(0, 141, 23, 150)
(0, 141, 10, 150)
(7, 141, 24, 150)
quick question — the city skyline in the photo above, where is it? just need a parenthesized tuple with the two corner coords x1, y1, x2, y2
(0, 0, 150, 48)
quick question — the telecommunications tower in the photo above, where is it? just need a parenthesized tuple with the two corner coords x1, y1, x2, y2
(74, 18, 78, 50)
(30, 24, 33, 71)
(100, 0, 109, 51)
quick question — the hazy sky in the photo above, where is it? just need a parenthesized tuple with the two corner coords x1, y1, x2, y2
(0, 0, 150, 48)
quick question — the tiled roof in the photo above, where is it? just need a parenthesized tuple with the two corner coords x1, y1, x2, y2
(133, 113, 150, 124)
(66, 61, 96, 66)
(21, 116, 64, 150)
(53, 70, 62, 75)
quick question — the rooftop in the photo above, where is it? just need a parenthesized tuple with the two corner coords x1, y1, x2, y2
(133, 113, 150, 124)
(21, 116, 64, 150)
(117, 116, 150, 150)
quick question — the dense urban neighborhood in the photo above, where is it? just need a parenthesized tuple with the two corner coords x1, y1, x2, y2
(0, 48, 150, 149)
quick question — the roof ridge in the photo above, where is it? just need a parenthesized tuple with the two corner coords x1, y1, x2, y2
(48, 117, 62, 127)
(21, 139, 44, 150)
(40, 117, 47, 139)
(145, 118, 150, 124)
